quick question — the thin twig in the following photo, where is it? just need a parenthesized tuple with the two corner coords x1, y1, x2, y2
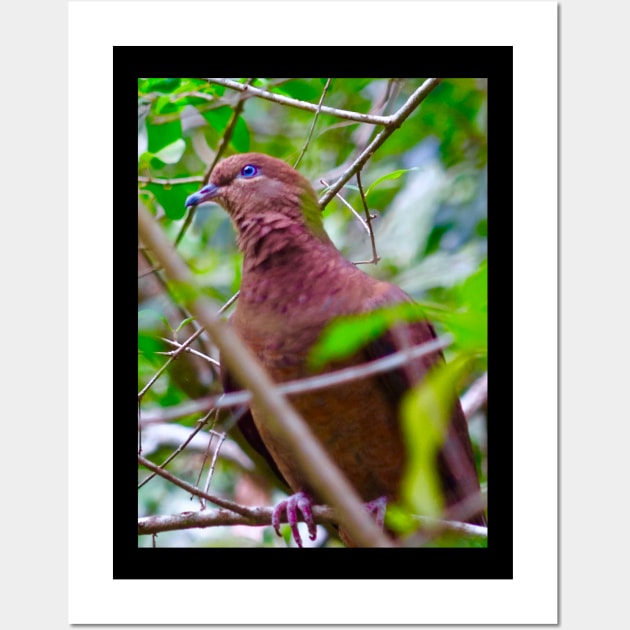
(202, 429, 227, 506)
(410, 513, 487, 539)
(217, 290, 240, 315)
(138, 175, 204, 186)
(174, 79, 255, 248)
(403, 490, 488, 547)
(154, 291, 239, 368)
(139, 422, 254, 470)
(155, 290, 240, 367)
(139, 454, 266, 518)
(138, 324, 206, 400)
(140, 335, 452, 425)
(138, 405, 250, 491)
(461, 372, 488, 419)
(294, 78, 332, 169)
(318, 78, 442, 209)
(159, 337, 220, 367)
(320, 178, 371, 236)
(138, 409, 215, 489)
(356, 170, 380, 265)
(319, 173, 380, 265)
(138, 264, 162, 279)
(138, 248, 197, 340)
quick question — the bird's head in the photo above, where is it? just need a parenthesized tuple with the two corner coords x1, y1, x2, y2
(185, 153, 330, 247)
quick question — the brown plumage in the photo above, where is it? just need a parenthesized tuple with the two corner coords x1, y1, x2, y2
(185, 153, 485, 546)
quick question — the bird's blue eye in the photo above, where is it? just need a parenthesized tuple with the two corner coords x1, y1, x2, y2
(240, 164, 258, 178)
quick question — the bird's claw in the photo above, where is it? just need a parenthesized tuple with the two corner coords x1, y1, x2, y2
(272, 491, 317, 547)
(365, 496, 388, 528)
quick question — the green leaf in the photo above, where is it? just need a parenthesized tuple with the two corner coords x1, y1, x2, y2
(143, 182, 200, 220)
(230, 116, 250, 152)
(138, 331, 162, 356)
(277, 79, 321, 102)
(446, 261, 487, 352)
(171, 78, 210, 95)
(202, 106, 232, 132)
(399, 357, 471, 519)
(309, 312, 390, 369)
(146, 99, 182, 154)
(169, 280, 201, 306)
(308, 303, 427, 370)
(384, 503, 417, 536)
(366, 168, 419, 197)
(201, 107, 250, 152)
(152, 139, 186, 164)
(139, 78, 182, 95)
(175, 317, 195, 333)
(138, 309, 165, 357)
(417, 260, 487, 355)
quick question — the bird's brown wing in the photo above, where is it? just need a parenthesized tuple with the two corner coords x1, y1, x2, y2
(221, 286, 485, 526)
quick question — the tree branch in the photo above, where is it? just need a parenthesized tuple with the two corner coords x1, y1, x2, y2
(318, 78, 442, 209)
(138, 175, 203, 186)
(294, 78, 332, 169)
(140, 335, 452, 425)
(204, 78, 393, 125)
(139, 451, 486, 541)
(138, 504, 338, 536)
(461, 372, 488, 419)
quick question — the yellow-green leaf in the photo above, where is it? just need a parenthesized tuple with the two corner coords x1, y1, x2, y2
(399, 357, 471, 519)
(366, 168, 420, 197)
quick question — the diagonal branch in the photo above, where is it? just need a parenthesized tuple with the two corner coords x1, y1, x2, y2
(175, 79, 255, 248)
(138, 455, 486, 540)
(138, 202, 395, 547)
(318, 78, 442, 209)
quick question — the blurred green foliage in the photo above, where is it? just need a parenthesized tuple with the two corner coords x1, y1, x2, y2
(138, 78, 487, 548)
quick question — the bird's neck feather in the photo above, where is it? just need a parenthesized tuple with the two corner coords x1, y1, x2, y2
(234, 189, 334, 270)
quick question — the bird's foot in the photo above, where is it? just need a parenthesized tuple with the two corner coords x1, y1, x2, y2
(272, 491, 317, 548)
(365, 496, 388, 528)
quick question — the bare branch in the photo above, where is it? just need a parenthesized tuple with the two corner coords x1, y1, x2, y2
(138, 503, 338, 536)
(403, 490, 488, 546)
(159, 337, 220, 367)
(356, 170, 380, 265)
(139, 453, 267, 518)
(139, 421, 485, 544)
(174, 80, 255, 248)
(138, 324, 206, 400)
(318, 78, 442, 209)
(205, 78, 392, 125)
(139, 422, 254, 470)
(217, 289, 240, 315)
(138, 409, 214, 489)
(294, 78, 332, 169)
(140, 335, 452, 425)
(320, 178, 370, 232)
(138, 175, 203, 186)
(138, 504, 485, 540)
(461, 372, 488, 419)
(200, 426, 226, 508)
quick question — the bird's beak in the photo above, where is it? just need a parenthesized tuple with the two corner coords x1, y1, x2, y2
(185, 183, 220, 208)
